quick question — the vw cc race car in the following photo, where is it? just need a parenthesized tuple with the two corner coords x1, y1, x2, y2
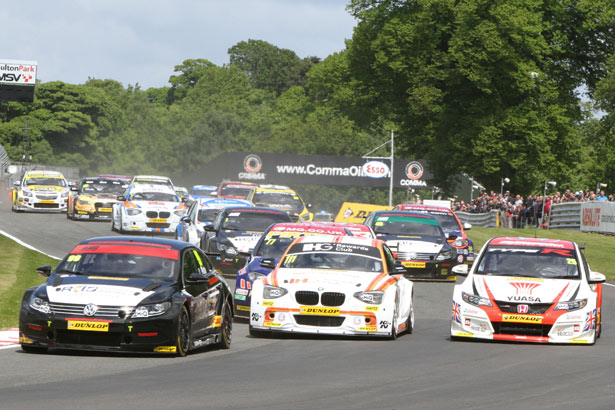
(12, 170, 70, 212)
(67, 176, 126, 221)
(364, 210, 457, 280)
(112, 184, 187, 234)
(19, 236, 233, 355)
(450, 237, 605, 344)
(250, 235, 414, 338)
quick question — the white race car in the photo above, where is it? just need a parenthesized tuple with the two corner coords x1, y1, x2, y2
(112, 183, 187, 234)
(12, 170, 70, 212)
(450, 237, 605, 344)
(250, 235, 414, 338)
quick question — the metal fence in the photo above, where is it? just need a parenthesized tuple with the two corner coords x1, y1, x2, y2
(456, 209, 500, 227)
(548, 202, 582, 230)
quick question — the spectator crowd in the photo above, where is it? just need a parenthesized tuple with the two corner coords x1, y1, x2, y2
(452, 188, 614, 229)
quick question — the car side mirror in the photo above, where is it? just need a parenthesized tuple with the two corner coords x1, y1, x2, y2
(13, 181, 20, 188)
(204, 225, 215, 232)
(588, 271, 606, 284)
(180, 216, 191, 224)
(463, 223, 472, 230)
(446, 233, 458, 241)
(36, 265, 53, 277)
(209, 192, 218, 197)
(70, 186, 78, 191)
(187, 271, 210, 282)
(452, 264, 469, 276)
(117, 195, 126, 201)
(260, 258, 276, 269)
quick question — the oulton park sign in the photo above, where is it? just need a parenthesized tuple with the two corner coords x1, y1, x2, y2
(191, 152, 433, 189)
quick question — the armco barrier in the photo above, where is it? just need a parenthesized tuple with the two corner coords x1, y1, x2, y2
(548, 202, 582, 230)
(456, 210, 499, 228)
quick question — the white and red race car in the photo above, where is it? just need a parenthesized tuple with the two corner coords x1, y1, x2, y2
(250, 235, 414, 338)
(450, 237, 605, 344)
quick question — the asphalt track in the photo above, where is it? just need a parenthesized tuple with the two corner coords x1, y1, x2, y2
(1, 193, 614, 410)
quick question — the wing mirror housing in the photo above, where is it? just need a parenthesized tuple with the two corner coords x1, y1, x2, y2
(392, 262, 407, 274)
(36, 265, 53, 277)
(463, 222, 472, 230)
(260, 258, 276, 269)
(452, 264, 469, 276)
(588, 271, 606, 284)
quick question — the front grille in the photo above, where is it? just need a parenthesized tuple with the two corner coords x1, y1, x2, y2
(295, 291, 319, 305)
(496, 301, 552, 315)
(95, 202, 113, 209)
(321, 292, 345, 307)
(55, 329, 123, 347)
(159, 211, 171, 218)
(36, 194, 57, 200)
(49, 302, 134, 319)
(34, 203, 60, 208)
(493, 322, 552, 337)
(294, 315, 345, 327)
(146, 211, 158, 218)
(146, 223, 170, 229)
(396, 252, 435, 261)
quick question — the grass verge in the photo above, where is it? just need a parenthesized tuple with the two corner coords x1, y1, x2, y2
(0, 235, 57, 329)
(467, 227, 615, 280)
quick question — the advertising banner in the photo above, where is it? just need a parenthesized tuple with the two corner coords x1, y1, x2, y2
(334, 202, 393, 224)
(198, 152, 433, 189)
(0, 60, 37, 102)
(580, 201, 615, 234)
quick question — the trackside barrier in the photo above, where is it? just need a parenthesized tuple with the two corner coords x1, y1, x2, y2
(548, 203, 582, 230)
(579, 201, 615, 234)
(456, 210, 499, 228)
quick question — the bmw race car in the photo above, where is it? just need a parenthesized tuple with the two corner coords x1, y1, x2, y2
(67, 177, 127, 221)
(201, 207, 292, 275)
(12, 170, 70, 212)
(19, 236, 233, 355)
(176, 198, 253, 246)
(395, 204, 474, 265)
(250, 235, 414, 338)
(450, 237, 605, 344)
(130, 175, 175, 189)
(112, 183, 187, 234)
(234, 222, 358, 318)
(364, 210, 457, 280)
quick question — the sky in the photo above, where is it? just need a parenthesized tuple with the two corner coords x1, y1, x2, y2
(2, 0, 357, 90)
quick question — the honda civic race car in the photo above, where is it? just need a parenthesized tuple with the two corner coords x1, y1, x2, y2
(176, 198, 253, 246)
(19, 236, 233, 356)
(234, 222, 359, 318)
(12, 170, 70, 212)
(250, 235, 414, 338)
(395, 204, 474, 265)
(450, 237, 605, 344)
(364, 210, 457, 280)
(67, 177, 127, 221)
(247, 185, 313, 222)
(201, 207, 292, 275)
(112, 184, 187, 234)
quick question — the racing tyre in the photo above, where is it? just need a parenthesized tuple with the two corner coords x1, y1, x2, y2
(597, 311, 602, 339)
(390, 308, 398, 340)
(217, 303, 232, 349)
(176, 306, 191, 357)
(406, 293, 415, 335)
(21, 344, 48, 354)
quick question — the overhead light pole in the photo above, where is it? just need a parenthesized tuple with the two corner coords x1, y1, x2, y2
(363, 130, 395, 206)
(500, 177, 510, 196)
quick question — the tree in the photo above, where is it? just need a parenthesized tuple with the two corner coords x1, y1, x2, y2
(168, 59, 217, 104)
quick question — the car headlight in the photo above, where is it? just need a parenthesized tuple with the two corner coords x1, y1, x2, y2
(452, 238, 469, 248)
(248, 271, 266, 282)
(299, 213, 310, 222)
(126, 208, 142, 216)
(30, 295, 51, 314)
(174, 209, 186, 217)
(461, 291, 492, 307)
(436, 248, 456, 261)
(61, 190, 70, 198)
(23, 190, 32, 197)
(354, 291, 384, 305)
(132, 302, 171, 318)
(263, 285, 288, 299)
(554, 299, 587, 311)
(219, 244, 237, 255)
(78, 199, 92, 205)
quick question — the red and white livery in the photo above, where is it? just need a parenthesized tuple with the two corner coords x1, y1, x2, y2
(450, 237, 605, 344)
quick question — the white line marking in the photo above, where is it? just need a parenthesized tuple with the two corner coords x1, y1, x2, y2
(0, 229, 61, 260)
(605, 283, 615, 288)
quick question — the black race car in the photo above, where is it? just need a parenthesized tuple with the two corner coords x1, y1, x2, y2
(19, 236, 233, 356)
(200, 206, 292, 276)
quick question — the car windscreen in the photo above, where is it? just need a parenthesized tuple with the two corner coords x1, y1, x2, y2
(198, 208, 220, 223)
(475, 246, 580, 279)
(429, 213, 461, 231)
(81, 180, 124, 195)
(55, 244, 179, 281)
(372, 215, 442, 237)
(192, 189, 214, 196)
(221, 211, 289, 232)
(25, 177, 66, 187)
(129, 192, 179, 202)
(252, 192, 303, 212)
(280, 242, 383, 272)
(220, 186, 252, 198)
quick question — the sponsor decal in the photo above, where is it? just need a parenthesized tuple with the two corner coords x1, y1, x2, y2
(235, 295, 246, 301)
(583, 309, 596, 332)
(299, 306, 340, 316)
(365, 306, 379, 312)
(262, 301, 274, 307)
(237, 305, 250, 311)
(405, 161, 424, 180)
(19, 336, 33, 344)
(452, 301, 462, 324)
(557, 330, 574, 337)
(501, 314, 543, 324)
(211, 315, 222, 328)
(403, 261, 426, 268)
(453, 332, 474, 337)
(83, 304, 98, 316)
(517, 304, 529, 314)
(154, 346, 177, 353)
(569, 339, 589, 344)
(263, 322, 281, 327)
(582, 208, 600, 228)
(509, 282, 541, 295)
(507, 296, 541, 302)
(243, 154, 262, 173)
(66, 320, 109, 332)
(362, 161, 390, 179)
(358, 326, 377, 332)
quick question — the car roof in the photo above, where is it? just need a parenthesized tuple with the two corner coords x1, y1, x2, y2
(266, 222, 353, 236)
(395, 204, 454, 214)
(222, 206, 288, 214)
(77, 236, 192, 251)
(197, 198, 252, 208)
(130, 184, 177, 194)
(372, 210, 438, 220)
(488, 237, 576, 250)
(25, 170, 65, 178)
(220, 181, 257, 187)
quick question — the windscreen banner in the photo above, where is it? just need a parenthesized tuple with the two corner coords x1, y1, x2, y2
(194, 152, 433, 189)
